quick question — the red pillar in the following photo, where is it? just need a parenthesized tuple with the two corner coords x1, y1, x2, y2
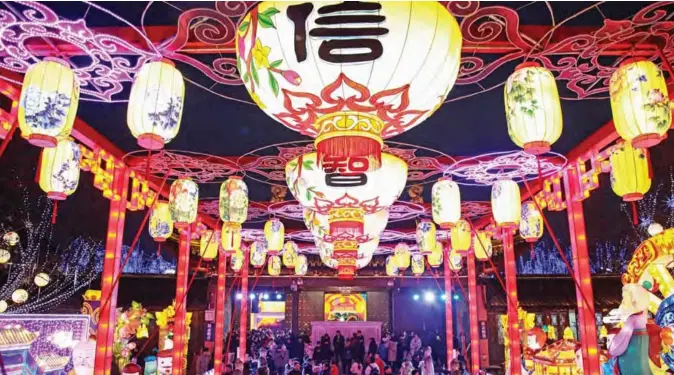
(563, 168, 601, 375)
(502, 229, 522, 375)
(214, 254, 228, 375)
(477, 285, 490, 368)
(172, 227, 191, 375)
(467, 253, 480, 374)
(94, 166, 129, 375)
(443, 246, 454, 365)
(239, 253, 250, 359)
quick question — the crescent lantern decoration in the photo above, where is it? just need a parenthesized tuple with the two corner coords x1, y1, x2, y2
(219, 176, 248, 252)
(432, 178, 461, 229)
(520, 201, 543, 243)
(149, 201, 173, 242)
(416, 220, 437, 255)
(19, 58, 79, 148)
(473, 231, 493, 262)
(610, 59, 671, 149)
(491, 180, 521, 228)
(38, 138, 81, 200)
(504, 62, 563, 155)
(609, 143, 652, 201)
(264, 218, 284, 255)
(169, 178, 199, 229)
(394, 243, 411, 270)
(282, 241, 299, 268)
(236, 2, 462, 171)
(450, 219, 472, 254)
(127, 59, 185, 150)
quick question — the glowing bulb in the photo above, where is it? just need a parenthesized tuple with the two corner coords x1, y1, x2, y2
(235, 293, 243, 300)
(413, 294, 420, 301)
(276, 293, 282, 300)
(441, 294, 447, 301)
(424, 291, 435, 303)
(249, 293, 256, 300)
(648, 223, 664, 236)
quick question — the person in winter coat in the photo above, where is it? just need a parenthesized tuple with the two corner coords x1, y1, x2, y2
(368, 339, 378, 358)
(377, 341, 388, 363)
(273, 346, 289, 375)
(387, 338, 398, 370)
(409, 335, 422, 357)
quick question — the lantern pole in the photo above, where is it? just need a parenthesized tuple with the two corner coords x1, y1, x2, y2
(466, 252, 480, 374)
(443, 244, 454, 366)
(214, 253, 228, 375)
(563, 168, 601, 375)
(94, 166, 129, 375)
(502, 228, 522, 375)
(239, 253, 250, 360)
(172, 227, 191, 375)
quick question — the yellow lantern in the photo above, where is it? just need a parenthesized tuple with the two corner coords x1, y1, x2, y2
(473, 231, 493, 262)
(411, 254, 425, 276)
(491, 179, 521, 228)
(231, 250, 244, 272)
(386, 255, 398, 276)
(432, 178, 461, 228)
(219, 176, 248, 224)
(504, 62, 563, 155)
(427, 242, 443, 268)
(0, 249, 9, 264)
(34, 272, 50, 287)
(221, 222, 242, 254)
(12, 289, 28, 304)
(264, 218, 284, 255)
(448, 250, 463, 272)
(127, 59, 185, 150)
(610, 59, 671, 148)
(199, 229, 219, 261)
(416, 220, 436, 255)
(0, 300, 6, 313)
(149, 201, 173, 242)
(169, 178, 199, 228)
(250, 240, 267, 268)
(268, 255, 281, 276)
(450, 219, 472, 254)
(38, 138, 81, 200)
(295, 255, 308, 276)
(520, 201, 543, 242)
(3, 232, 19, 246)
(282, 241, 298, 268)
(394, 243, 411, 270)
(609, 142, 652, 201)
(19, 58, 79, 148)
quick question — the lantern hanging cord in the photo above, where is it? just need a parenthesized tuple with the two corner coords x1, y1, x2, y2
(632, 201, 639, 226)
(51, 200, 58, 224)
(0, 120, 18, 160)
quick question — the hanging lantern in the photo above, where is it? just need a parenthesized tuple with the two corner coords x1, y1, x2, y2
(411, 254, 425, 276)
(3, 232, 19, 246)
(282, 241, 299, 268)
(491, 180, 521, 228)
(473, 231, 493, 262)
(219, 176, 248, 223)
(394, 243, 411, 270)
(295, 255, 308, 276)
(427, 242, 443, 268)
(250, 240, 267, 268)
(520, 201, 543, 242)
(264, 218, 284, 255)
(448, 251, 463, 272)
(34, 272, 50, 287)
(268, 255, 281, 276)
(609, 143, 652, 201)
(38, 138, 81, 200)
(450, 219, 472, 254)
(199, 229, 219, 261)
(221, 222, 242, 255)
(416, 220, 437, 255)
(0, 300, 6, 313)
(149, 201, 173, 242)
(231, 250, 244, 272)
(12, 289, 28, 304)
(169, 178, 198, 228)
(432, 178, 461, 229)
(504, 62, 563, 155)
(127, 59, 185, 150)
(19, 59, 79, 148)
(0, 249, 9, 264)
(386, 256, 398, 276)
(610, 59, 671, 149)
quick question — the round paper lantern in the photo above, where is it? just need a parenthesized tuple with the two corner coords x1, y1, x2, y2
(491, 180, 521, 228)
(282, 241, 299, 268)
(386, 255, 398, 276)
(504, 62, 562, 155)
(0, 249, 9, 264)
(295, 255, 308, 276)
(199, 229, 219, 261)
(12, 289, 28, 304)
(169, 178, 199, 228)
(34, 272, 50, 287)
(0, 300, 6, 313)
(221, 222, 242, 255)
(19, 58, 79, 148)
(610, 59, 671, 148)
(609, 143, 652, 201)
(250, 240, 267, 268)
(149, 201, 173, 242)
(38, 138, 81, 200)
(219, 176, 248, 224)
(448, 250, 463, 272)
(268, 255, 281, 276)
(427, 243, 443, 268)
(127, 59, 185, 150)
(432, 178, 461, 228)
(394, 243, 411, 270)
(237, 2, 462, 171)
(416, 220, 436, 255)
(231, 250, 244, 272)
(473, 231, 493, 262)
(648, 223, 664, 237)
(3, 232, 19, 246)
(264, 218, 284, 255)
(450, 219, 471, 254)
(520, 201, 543, 242)
(411, 254, 425, 276)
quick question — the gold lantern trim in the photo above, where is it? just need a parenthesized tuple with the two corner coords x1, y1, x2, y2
(432, 177, 461, 229)
(473, 231, 493, 262)
(149, 201, 173, 242)
(219, 176, 248, 224)
(416, 220, 437, 255)
(394, 243, 411, 270)
(450, 219, 472, 254)
(609, 142, 652, 202)
(520, 201, 544, 242)
(282, 241, 298, 268)
(268, 255, 281, 276)
(491, 179, 521, 228)
(38, 138, 81, 200)
(264, 218, 284, 255)
(169, 178, 199, 228)
(199, 230, 219, 261)
(220, 222, 242, 254)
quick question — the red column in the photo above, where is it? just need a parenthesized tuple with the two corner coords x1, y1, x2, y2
(214, 254, 228, 375)
(172, 227, 191, 375)
(502, 229, 522, 375)
(477, 285, 489, 368)
(239, 253, 250, 359)
(443, 246, 454, 366)
(94, 166, 129, 375)
(563, 168, 601, 375)
(467, 253, 480, 374)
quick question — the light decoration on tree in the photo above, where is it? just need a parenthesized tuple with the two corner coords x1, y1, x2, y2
(237, 2, 462, 171)
(448, 250, 463, 272)
(149, 201, 173, 242)
(450, 219, 472, 254)
(268, 255, 281, 276)
(504, 62, 563, 155)
(520, 201, 544, 242)
(0, 300, 6, 313)
(295, 255, 308, 276)
(231, 250, 244, 272)
(199, 230, 219, 261)
(0, 248, 10, 264)
(12, 288, 28, 304)
(432, 178, 461, 228)
(264, 218, 284, 255)
(3, 232, 19, 246)
(34, 272, 50, 287)
(219, 176, 248, 253)
(169, 178, 199, 228)
(491, 179, 521, 228)
(386, 255, 398, 276)
(127, 59, 185, 150)
(473, 231, 493, 261)
(250, 240, 267, 268)
(416, 220, 437, 255)
(221, 222, 242, 255)
(649, 223, 664, 237)
(282, 241, 298, 268)
(394, 243, 411, 270)
(609, 142, 652, 201)
(38, 138, 81, 200)
(18, 58, 79, 148)
(427, 242, 443, 268)
(411, 254, 425, 276)
(610, 59, 671, 149)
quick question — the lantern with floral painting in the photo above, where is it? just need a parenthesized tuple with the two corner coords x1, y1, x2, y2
(19, 59, 79, 148)
(432, 178, 461, 228)
(491, 180, 521, 228)
(250, 240, 267, 268)
(219, 176, 248, 224)
(416, 220, 436, 255)
(268, 255, 281, 276)
(38, 138, 81, 200)
(504, 62, 563, 155)
(12, 289, 28, 304)
(264, 218, 284, 255)
(450, 219, 472, 254)
(609, 143, 652, 201)
(199, 230, 220, 261)
(610, 59, 671, 148)
(427, 242, 443, 268)
(317, 238, 379, 278)
(520, 201, 543, 242)
(0, 249, 9, 264)
(149, 201, 173, 242)
(394, 243, 411, 270)
(447, 250, 463, 272)
(231, 250, 244, 272)
(411, 254, 425, 276)
(303, 208, 389, 242)
(169, 178, 198, 228)
(127, 59, 185, 150)
(473, 231, 493, 262)
(386, 256, 398, 276)
(237, 2, 462, 172)
(295, 255, 308, 276)
(3, 232, 19, 247)
(282, 241, 298, 268)
(221, 222, 242, 255)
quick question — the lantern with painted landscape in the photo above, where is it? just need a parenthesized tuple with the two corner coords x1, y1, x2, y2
(411, 254, 425, 276)
(295, 255, 308, 276)
(282, 241, 298, 268)
(268, 255, 281, 276)
(491, 179, 521, 228)
(149, 201, 173, 242)
(520, 201, 543, 242)
(221, 222, 242, 254)
(264, 218, 284, 255)
(250, 240, 267, 268)
(169, 178, 198, 228)
(450, 219, 471, 254)
(416, 220, 437, 255)
(394, 243, 411, 270)
(432, 178, 461, 228)
(473, 231, 493, 262)
(38, 138, 81, 200)
(199, 230, 219, 261)
(609, 142, 652, 201)
(219, 176, 248, 224)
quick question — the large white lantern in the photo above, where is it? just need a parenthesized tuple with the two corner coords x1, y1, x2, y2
(127, 59, 185, 150)
(237, 2, 462, 170)
(12, 289, 28, 304)
(38, 138, 81, 200)
(149, 201, 173, 242)
(491, 180, 521, 228)
(169, 178, 199, 228)
(432, 178, 461, 228)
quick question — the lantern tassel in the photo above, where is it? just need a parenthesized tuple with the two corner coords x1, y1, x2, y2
(157, 242, 161, 257)
(51, 200, 58, 224)
(317, 136, 382, 171)
(632, 201, 639, 226)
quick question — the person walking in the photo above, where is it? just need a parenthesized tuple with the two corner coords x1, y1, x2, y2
(387, 337, 398, 371)
(333, 331, 345, 368)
